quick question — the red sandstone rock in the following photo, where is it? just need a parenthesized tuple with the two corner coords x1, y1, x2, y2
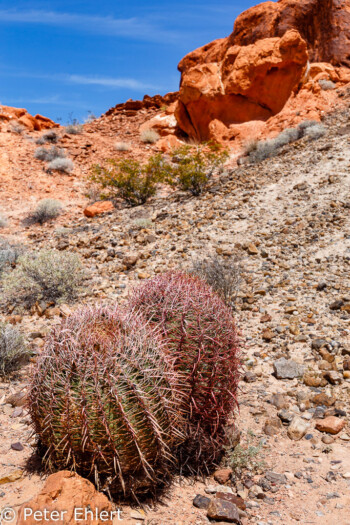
(231, 0, 350, 68)
(176, 30, 308, 140)
(157, 134, 183, 152)
(84, 201, 114, 218)
(315, 416, 346, 434)
(0, 105, 58, 131)
(17, 471, 113, 525)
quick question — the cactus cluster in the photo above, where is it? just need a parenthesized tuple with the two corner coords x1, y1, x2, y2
(29, 271, 240, 499)
(29, 307, 185, 499)
(129, 272, 240, 469)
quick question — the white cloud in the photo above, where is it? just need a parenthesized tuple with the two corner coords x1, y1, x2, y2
(0, 9, 180, 43)
(68, 75, 156, 90)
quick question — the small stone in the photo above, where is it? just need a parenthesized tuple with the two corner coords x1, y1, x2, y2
(5, 391, 27, 407)
(287, 416, 310, 441)
(323, 370, 342, 385)
(0, 470, 23, 484)
(330, 300, 344, 310)
(315, 416, 346, 435)
(122, 252, 140, 268)
(273, 358, 304, 379)
(247, 243, 259, 255)
(11, 442, 24, 451)
(265, 472, 287, 485)
(264, 417, 282, 436)
(216, 493, 246, 510)
(270, 393, 289, 409)
(243, 371, 256, 383)
(322, 435, 335, 444)
(207, 498, 241, 523)
(262, 329, 275, 341)
(214, 468, 233, 484)
(193, 494, 211, 509)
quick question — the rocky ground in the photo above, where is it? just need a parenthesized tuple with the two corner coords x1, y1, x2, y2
(0, 88, 350, 524)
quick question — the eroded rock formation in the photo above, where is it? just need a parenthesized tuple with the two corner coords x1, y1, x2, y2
(176, 0, 350, 141)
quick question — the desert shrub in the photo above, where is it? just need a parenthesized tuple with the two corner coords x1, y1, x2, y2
(48, 157, 74, 173)
(190, 254, 242, 308)
(84, 111, 97, 123)
(0, 215, 7, 228)
(65, 124, 83, 135)
(92, 154, 169, 206)
(2, 250, 83, 308)
(140, 129, 160, 144)
(224, 429, 265, 478)
(29, 306, 185, 498)
(319, 79, 336, 90)
(243, 139, 258, 156)
(304, 123, 327, 140)
(0, 241, 23, 275)
(171, 143, 229, 196)
(297, 120, 319, 133)
(40, 130, 59, 143)
(128, 271, 240, 469)
(34, 146, 66, 162)
(114, 141, 131, 152)
(132, 218, 154, 230)
(248, 127, 302, 163)
(24, 199, 63, 225)
(0, 322, 29, 376)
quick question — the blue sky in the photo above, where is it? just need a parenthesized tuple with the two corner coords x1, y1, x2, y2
(0, 0, 257, 123)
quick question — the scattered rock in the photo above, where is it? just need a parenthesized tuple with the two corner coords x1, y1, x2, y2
(207, 498, 241, 523)
(214, 468, 233, 484)
(287, 416, 310, 441)
(84, 201, 114, 218)
(273, 358, 304, 379)
(315, 417, 346, 435)
(17, 471, 113, 525)
(193, 494, 211, 509)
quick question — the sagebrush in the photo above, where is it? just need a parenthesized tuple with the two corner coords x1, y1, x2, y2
(2, 250, 83, 308)
(0, 322, 29, 376)
(24, 199, 62, 225)
(48, 157, 74, 173)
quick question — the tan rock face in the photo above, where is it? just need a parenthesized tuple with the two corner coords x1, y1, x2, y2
(17, 471, 113, 525)
(176, 30, 308, 140)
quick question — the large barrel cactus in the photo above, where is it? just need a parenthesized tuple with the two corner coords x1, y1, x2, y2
(128, 271, 240, 469)
(29, 306, 185, 499)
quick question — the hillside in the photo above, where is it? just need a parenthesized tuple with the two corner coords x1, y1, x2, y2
(0, 0, 350, 523)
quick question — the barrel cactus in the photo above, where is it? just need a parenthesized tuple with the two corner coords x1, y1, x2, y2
(128, 271, 240, 469)
(28, 306, 185, 499)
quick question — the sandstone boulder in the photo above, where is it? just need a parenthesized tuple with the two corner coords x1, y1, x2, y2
(84, 201, 114, 218)
(17, 471, 113, 525)
(176, 30, 308, 140)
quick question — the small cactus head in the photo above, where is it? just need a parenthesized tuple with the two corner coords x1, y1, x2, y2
(129, 271, 241, 469)
(28, 306, 185, 499)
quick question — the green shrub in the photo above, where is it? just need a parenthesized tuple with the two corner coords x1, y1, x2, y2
(92, 154, 169, 206)
(24, 199, 63, 225)
(0, 322, 29, 376)
(2, 250, 83, 308)
(171, 143, 229, 196)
